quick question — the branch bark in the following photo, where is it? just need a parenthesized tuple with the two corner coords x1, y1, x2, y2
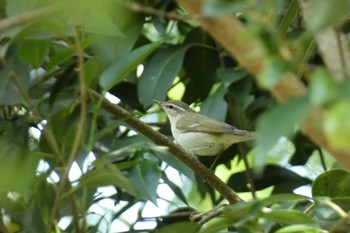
(175, 0, 350, 170)
(89, 90, 243, 205)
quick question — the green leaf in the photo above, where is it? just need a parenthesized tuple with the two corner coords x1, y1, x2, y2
(278, 0, 299, 38)
(138, 45, 190, 107)
(129, 159, 161, 205)
(259, 209, 316, 225)
(48, 34, 100, 69)
(261, 193, 310, 207)
(64, 0, 127, 37)
(275, 224, 324, 233)
(100, 41, 163, 90)
(91, 15, 143, 66)
(254, 96, 311, 170)
(161, 172, 188, 205)
(182, 28, 220, 102)
(223, 200, 262, 221)
(200, 84, 227, 122)
(307, 0, 350, 32)
(309, 68, 337, 106)
(0, 43, 31, 105)
(153, 151, 196, 183)
(155, 222, 200, 233)
(259, 56, 291, 88)
(19, 39, 50, 67)
(14, 18, 65, 39)
(312, 169, 350, 198)
(323, 101, 350, 150)
(79, 158, 137, 195)
(227, 165, 311, 193)
(217, 67, 248, 84)
(84, 56, 103, 87)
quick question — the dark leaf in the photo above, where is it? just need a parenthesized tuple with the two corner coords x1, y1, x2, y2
(290, 131, 319, 165)
(227, 164, 312, 193)
(138, 45, 191, 107)
(110, 82, 144, 112)
(182, 28, 220, 103)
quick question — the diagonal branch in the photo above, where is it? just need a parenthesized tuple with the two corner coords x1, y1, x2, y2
(88, 89, 243, 205)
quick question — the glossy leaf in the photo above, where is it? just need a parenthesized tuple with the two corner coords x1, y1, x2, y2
(261, 193, 310, 207)
(19, 39, 50, 67)
(100, 41, 163, 90)
(129, 159, 161, 205)
(182, 28, 220, 103)
(323, 101, 350, 150)
(79, 158, 138, 196)
(0, 43, 31, 105)
(200, 84, 227, 122)
(227, 164, 311, 193)
(309, 68, 337, 106)
(138, 45, 190, 107)
(276, 224, 324, 233)
(259, 209, 316, 225)
(155, 221, 200, 233)
(255, 96, 311, 170)
(312, 169, 350, 198)
(278, 0, 299, 37)
(307, 0, 350, 32)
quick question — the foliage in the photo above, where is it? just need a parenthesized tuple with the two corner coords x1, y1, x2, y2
(0, 0, 349, 232)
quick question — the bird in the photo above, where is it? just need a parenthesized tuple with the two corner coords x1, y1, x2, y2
(155, 100, 256, 156)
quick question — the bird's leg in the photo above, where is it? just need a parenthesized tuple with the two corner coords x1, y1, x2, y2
(209, 149, 223, 170)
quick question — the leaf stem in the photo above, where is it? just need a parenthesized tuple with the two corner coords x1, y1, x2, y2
(47, 26, 87, 233)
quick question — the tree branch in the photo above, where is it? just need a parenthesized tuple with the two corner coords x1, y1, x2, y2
(88, 90, 243, 205)
(175, 0, 350, 171)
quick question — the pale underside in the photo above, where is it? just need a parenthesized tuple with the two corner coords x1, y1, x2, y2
(171, 112, 256, 156)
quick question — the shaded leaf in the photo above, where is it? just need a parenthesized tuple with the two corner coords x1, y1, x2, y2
(307, 0, 350, 32)
(161, 172, 188, 205)
(255, 96, 311, 171)
(227, 164, 312, 193)
(129, 159, 161, 205)
(200, 84, 227, 122)
(278, 0, 299, 38)
(138, 45, 190, 107)
(261, 193, 310, 207)
(182, 28, 220, 103)
(100, 41, 163, 90)
(276, 224, 324, 233)
(290, 131, 318, 166)
(110, 82, 144, 112)
(79, 158, 137, 196)
(155, 221, 200, 233)
(259, 209, 316, 225)
(323, 101, 350, 150)
(312, 169, 350, 198)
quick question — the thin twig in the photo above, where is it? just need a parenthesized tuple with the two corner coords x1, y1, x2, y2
(10, 73, 62, 159)
(317, 148, 327, 171)
(227, 95, 256, 198)
(47, 26, 87, 233)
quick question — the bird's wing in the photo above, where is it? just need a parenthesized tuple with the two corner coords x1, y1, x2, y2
(175, 112, 246, 135)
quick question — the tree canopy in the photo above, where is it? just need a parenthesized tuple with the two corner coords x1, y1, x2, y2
(0, 0, 349, 232)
